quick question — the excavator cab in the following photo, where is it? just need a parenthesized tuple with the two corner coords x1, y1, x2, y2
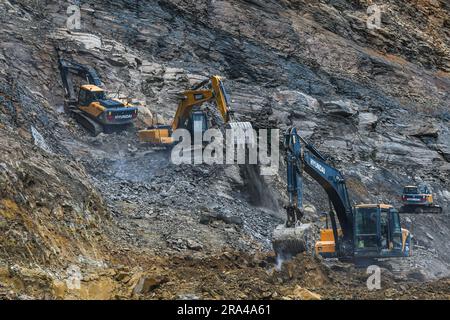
(315, 204, 411, 260)
(353, 204, 410, 259)
(188, 110, 208, 138)
(78, 85, 106, 106)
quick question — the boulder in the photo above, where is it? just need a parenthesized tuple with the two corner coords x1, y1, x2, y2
(359, 112, 378, 129)
(323, 100, 358, 117)
(405, 122, 439, 138)
(186, 239, 203, 251)
(136, 105, 154, 127)
(199, 212, 244, 227)
(304, 204, 319, 219)
(133, 275, 168, 295)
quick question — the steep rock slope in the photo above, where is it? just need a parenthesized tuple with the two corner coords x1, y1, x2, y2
(0, 0, 449, 298)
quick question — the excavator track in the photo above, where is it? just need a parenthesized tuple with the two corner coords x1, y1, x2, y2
(73, 110, 103, 136)
(399, 205, 442, 214)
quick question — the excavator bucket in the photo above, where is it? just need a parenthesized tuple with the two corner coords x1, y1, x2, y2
(138, 125, 174, 145)
(226, 121, 255, 147)
(272, 223, 312, 258)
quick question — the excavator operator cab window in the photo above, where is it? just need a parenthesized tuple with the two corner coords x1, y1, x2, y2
(78, 89, 87, 106)
(404, 186, 418, 194)
(389, 209, 403, 250)
(79, 88, 106, 106)
(380, 209, 389, 249)
(92, 91, 106, 101)
(354, 207, 379, 250)
(190, 111, 208, 138)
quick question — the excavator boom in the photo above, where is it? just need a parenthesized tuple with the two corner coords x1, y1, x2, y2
(171, 89, 214, 131)
(58, 57, 103, 101)
(273, 128, 354, 257)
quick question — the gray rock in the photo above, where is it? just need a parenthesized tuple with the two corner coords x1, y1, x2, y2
(358, 112, 378, 130)
(405, 122, 439, 138)
(186, 239, 203, 251)
(323, 100, 358, 117)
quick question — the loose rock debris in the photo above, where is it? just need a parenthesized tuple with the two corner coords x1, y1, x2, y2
(0, 0, 449, 299)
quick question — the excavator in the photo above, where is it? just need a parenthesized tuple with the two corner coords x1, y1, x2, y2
(57, 56, 138, 136)
(399, 185, 442, 214)
(138, 76, 253, 146)
(272, 127, 412, 263)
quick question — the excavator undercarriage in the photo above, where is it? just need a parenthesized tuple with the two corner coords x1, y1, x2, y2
(71, 109, 104, 136)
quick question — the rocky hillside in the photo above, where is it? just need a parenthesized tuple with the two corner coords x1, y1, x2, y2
(0, 0, 449, 299)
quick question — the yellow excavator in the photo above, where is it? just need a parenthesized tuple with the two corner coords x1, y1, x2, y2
(138, 76, 253, 145)
(57, 55, 138, 136)
(272, 127, 412, 263)
(399, 185, 442, 214)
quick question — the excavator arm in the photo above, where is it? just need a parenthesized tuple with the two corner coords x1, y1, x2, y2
(272, 127, 354, 258)
(139, 75, 253, 145)
(57, 57, 103, 101)
(210, 75, 233, 123)
(284, 127, 353, 241)
(171, 89, 214, 130)
(171, 75, 232, 131)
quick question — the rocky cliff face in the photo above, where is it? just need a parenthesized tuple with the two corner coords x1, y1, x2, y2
(0, 0, 449, 299)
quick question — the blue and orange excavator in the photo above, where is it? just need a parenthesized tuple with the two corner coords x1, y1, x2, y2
(272, 127, 412, 262)
(57, 53, 138, 136)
